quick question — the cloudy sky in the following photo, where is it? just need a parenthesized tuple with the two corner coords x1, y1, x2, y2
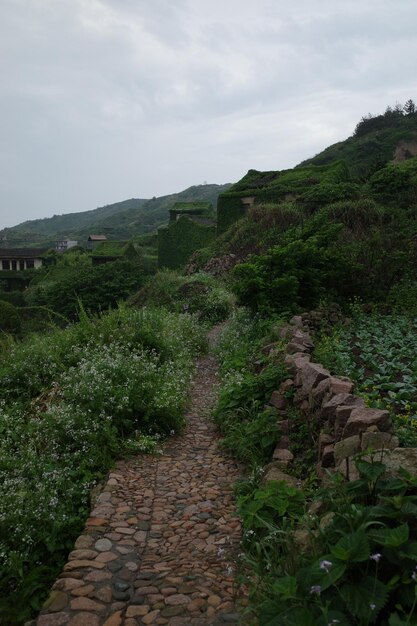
(1, 0, 416, 228)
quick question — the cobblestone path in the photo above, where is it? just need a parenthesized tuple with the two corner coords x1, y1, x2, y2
(34, 330, 245, 626)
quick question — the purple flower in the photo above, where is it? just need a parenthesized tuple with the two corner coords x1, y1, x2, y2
(370, 553, 382, 563)
(320, 559, 333, 572)
(310, 585, 322, 595)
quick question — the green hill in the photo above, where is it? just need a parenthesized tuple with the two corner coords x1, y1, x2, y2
(0, 184, 232, 248)
(299, 106, 417, 178)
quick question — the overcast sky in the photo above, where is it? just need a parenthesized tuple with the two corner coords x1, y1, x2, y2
(1, 0, 416, 229)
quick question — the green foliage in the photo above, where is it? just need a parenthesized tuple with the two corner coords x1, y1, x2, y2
(158, 216, 216, 269)
(0, 306, 205, 622)
(217, 161, 351, 232)
(27, 257, 149, 320)
(132, 270, 235, 324)
(214, 309, 287, 465)
(368, 157, 417, 206)
(0, 300, 21, 334)
(301, 106, 417, 179)
(239, 460, 417, 625)
(314, 312, 417, 446)
(0, 184, 231, 246)
(232, 221, 348, 314)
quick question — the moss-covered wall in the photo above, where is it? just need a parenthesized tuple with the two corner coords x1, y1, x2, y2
(158, 216, 216, 269)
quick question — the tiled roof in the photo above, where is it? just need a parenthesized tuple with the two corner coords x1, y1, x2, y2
(0, 248, 47, 258)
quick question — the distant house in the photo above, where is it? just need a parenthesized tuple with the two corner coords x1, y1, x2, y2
(56, 238, 78, 252)
(0, 248, 47, 271)
(91, 241, 141, 265)
(87, 234, 107, 249)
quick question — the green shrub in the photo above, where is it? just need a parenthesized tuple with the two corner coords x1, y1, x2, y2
(132, 270, 235, 324)
(240, 460, 417, 626)
(0, 300, 21, 334)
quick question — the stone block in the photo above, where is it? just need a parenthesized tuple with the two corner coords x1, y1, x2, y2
(342, 408, 392, 439)
(286, 341, 309, 354)
(318, 432, 335, 458)
(284, 352, 310, 375)
(334, 435, 361, 464)
(300, 362, 330, 394)
(262, 463, 299, 488)
(361, 431, 399, 452)
(279, 379, 295, 394)
(334, 400, 366, 440)
(269, 391, 287, 410)
(321, 444, 335, 467)
(272, 447, 294, 468)
(289, 315, 303, 327)
(378, 448, 417, 478)
(321, 393, 361, 421)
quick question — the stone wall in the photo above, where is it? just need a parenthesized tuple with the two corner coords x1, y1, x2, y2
(263, 312, 415, 484)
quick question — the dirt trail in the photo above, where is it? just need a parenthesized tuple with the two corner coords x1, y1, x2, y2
(33, 326, 246, 626)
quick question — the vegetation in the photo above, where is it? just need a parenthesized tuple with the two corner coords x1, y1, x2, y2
(314, 312, 417, 447)
(0, 184, 231, 247)
(0, 306, 205, 623)
(2, 101, 417, 624)
(131, 270, 235, 325)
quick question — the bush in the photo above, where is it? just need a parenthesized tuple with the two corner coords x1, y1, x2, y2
(0, 300, 21, 334)
(239, 460, 417, 626)
(132, 270, 235, 324)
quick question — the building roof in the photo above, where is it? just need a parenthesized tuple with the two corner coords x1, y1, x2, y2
(0, 248, 47, 258)
(172, 201, 213, 214)
(88, 234, 107, 242)
(91, 241, 140, 258)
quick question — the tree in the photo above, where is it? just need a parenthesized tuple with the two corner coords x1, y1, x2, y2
(404, 99, 416, 115)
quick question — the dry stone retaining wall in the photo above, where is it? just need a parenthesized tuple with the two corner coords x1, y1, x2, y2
(263, 311, 413, 483)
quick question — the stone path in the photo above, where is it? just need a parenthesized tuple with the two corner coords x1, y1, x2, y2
(33, 328, 245, 626)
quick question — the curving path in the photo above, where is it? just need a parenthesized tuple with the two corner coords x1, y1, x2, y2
(33, 328, 245, 626)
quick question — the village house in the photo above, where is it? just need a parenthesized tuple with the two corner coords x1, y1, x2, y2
(55, 238, 78, 252)
(0, 248, 47, 271)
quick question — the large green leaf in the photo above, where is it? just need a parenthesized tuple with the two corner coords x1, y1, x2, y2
(369, 523, 409, 547)
(273, 576, 298, 600)
(340, 576, 388, 622)
(331, 530, 370, 562)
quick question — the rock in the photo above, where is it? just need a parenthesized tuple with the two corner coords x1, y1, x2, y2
(64, 559, 105, 571)
(275, 435, 291, 450)
(318, 433, 334, 457)
(37, 615, 70, 626)
(269, 391, 287, 410)
(375, 448, 417, 478)
(278, 324, 293, 339)
(292, 329, 315, 349)
(126, 606, 150, 618)
(69, 597, 105, 611)
(102, 612, 123, 626)
(321, 394, 362, 421)
(334, 435, 361, 464)
(279, 380, 295, 394)
(321, 444, 335, 468)
(337, 457, 360, 481)
(342, 408, 392, 438)
(67, 615, 100, 626)
(207, 595, 222, 607)
(300, 362, 330, 394)
(289, 315, 303, 327)
(286, 341, 309, 354)
(272, 448, 294, 467)
(284, 352, 310, 374)
(74, 535, 94, 550)
(94, 538, 113, 552)
(262, 463, 299, 488)
(143, 611, 160, 625)
(165, 593, 191, 606)
(361, 431, 399, 452)
(334, 400, 366, 440)
(42, 591, 68, 612)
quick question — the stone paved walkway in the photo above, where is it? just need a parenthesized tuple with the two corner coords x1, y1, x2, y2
(34, 328, 245, 626)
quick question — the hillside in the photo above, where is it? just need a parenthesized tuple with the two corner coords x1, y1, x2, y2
(299, 105, 417, 178)
(0, 183, 232, 248)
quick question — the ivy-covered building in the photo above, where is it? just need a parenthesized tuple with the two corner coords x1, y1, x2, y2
(216, 161, 356, 232)
(158, 202, 216, 269)
(91, 241, 141, 265)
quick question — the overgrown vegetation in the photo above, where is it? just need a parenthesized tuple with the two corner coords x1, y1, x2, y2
(314, 312, 417, 447)
(0, 306, 205, 623)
